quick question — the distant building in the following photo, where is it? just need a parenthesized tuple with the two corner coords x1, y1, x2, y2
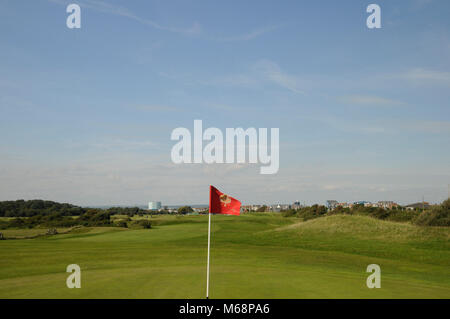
(242, 205, 265, 212)
(241, 205, 251, 212)
(377, 201, 399, 209)
(271, 204, 281, 212)
(292, 201, 303, 209)
(405, 202, 430, 210)
(269, 204, 291, 212)
(148, 201, 162, 210)
(326, 200, 338, 210)
(192, 207, 208, 213)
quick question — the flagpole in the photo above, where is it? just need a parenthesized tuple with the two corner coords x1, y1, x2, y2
(206, 211, 211, 299)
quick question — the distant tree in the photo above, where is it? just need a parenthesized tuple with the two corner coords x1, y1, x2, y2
(0, 199, 85, 217)
(178, 206, 193, 215)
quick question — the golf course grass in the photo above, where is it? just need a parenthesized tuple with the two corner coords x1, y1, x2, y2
(0, 214, 449, 298)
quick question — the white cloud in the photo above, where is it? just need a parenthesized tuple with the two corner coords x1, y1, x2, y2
(402, 120, 450, 134)
(1, 150, 449, 206)
(397, 68, 450, 86)
(338, 95, 405, 107)
(210, 73, 259, 88)
(216, 25, 280, 42)
(254, 59, 305, 94)
(63, 138, 158, 151)
(49, 0, 202, 35)
(135, 105, 181, 112)
(303, 115, 388, 135)
(158, 58, 312, 94)
(91, 139, 156, 150)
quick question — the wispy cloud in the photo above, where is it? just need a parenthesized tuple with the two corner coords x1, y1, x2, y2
(215, 25, 280, 42)
(338, 95, 405, 107)
(158, 59, 306, 94)
(135, 105, 181, 112)
(402, 120, 450, 134)
(254, 59, 306, 94)
(64, 138, 157, 151)
(49, 0, 202, 35)
(396, 68, 450, 86)
(312, 114, 450, 135)
(207, 73, 259, 88)
(92, 139, 156, 150)
(299, 115, 388, 135)
(412, 0, 433, 9)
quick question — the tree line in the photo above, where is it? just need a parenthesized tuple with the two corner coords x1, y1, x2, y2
(0, 200, 199, 230)
(0, 200, 158, 217)
(0, 200, 148, 230)
(0, 200, 85, 217)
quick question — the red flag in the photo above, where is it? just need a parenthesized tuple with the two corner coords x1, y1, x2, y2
(209, 185, 241, 215)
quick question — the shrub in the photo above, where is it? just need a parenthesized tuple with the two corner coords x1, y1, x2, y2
(137, 220, 152, 229)
(8, 218, 26, 228)
(328, 206, 351, 215)
(116, 221, 128, 228)
(386, 210, 419, 223)
(78, 210, 113, 226)
(413, 199, 450, 226)
(370, 208, 391, 220)
(282, 209, 296, 217)
(297, 205, 327, 221)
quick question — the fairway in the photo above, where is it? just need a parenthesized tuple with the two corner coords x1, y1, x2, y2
(0, 214, 449, 298)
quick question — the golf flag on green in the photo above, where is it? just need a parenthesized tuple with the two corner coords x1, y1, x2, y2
(209, 185, 241, 215)
(206, 186, 241, 299)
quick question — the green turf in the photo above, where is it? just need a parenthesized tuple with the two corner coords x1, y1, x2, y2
(0, 214, 449, 298)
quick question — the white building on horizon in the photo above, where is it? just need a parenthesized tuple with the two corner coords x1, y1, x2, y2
(148, 201, 162, 210)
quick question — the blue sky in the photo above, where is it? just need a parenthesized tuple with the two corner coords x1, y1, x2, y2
(0, 0, 449, 206)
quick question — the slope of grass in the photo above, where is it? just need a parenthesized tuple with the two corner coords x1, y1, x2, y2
(0, 214, 448, 298)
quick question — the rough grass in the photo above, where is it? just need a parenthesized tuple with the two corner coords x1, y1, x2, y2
(1, 227, 74, 239)
(0, 214, 448, 298)
(271, 215, 450, 242)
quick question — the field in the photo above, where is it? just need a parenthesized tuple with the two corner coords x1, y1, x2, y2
(0, 214, 449, 298)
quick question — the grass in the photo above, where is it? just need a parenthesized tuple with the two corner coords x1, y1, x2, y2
(0, 227, 79, 239)
(0, 214, 449, 298)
